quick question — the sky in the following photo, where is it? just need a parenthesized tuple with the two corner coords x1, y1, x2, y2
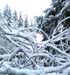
(0, 0, 51, 19)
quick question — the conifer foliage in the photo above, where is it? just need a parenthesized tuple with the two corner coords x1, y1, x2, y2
(36, 0, 70, 39)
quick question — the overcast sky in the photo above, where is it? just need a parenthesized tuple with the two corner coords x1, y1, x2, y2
(0, 0, 51, 18)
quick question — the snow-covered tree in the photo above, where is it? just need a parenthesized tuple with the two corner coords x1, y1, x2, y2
(13, 10, 18, 21)
(18, 12, 23, 27)
(3, 5, 12, 26)
(36, 0, 70, 39)
(3, 5, 12, 18)
(24, 15, 29, 28)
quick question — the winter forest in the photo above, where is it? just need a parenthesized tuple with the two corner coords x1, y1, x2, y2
(0, 0, 70, 75)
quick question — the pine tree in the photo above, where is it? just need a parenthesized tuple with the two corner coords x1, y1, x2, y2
(36, 0, 70, 39)
(35, 16, 43, 28)
(18, 12, 23, 27)
(13, 10, 18, 21)
(24, 15, 29, 28)
(3, 4, 12, 26)
(3, 4, 12, 18)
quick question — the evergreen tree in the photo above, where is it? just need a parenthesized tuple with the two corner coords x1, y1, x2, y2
(3, 4, 12, 18)
(3, 4, 12, 26)
(13, 10, 18, 21)
(35, 16, 43, 28)
(36, 0, 70, 39)
(24, 15, 29, 28)
(11, 10, 18, 28)
(18, 12, 23, 27)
